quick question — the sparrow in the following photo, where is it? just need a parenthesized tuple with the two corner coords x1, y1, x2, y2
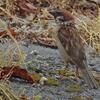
(49, 9, 98, 89)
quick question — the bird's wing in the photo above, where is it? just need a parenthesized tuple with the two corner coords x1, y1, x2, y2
(54, 34, 70, 64)
(58, 26, 87, 68)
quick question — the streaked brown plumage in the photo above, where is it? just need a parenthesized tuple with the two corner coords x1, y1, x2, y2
(49, 9, 98, 89)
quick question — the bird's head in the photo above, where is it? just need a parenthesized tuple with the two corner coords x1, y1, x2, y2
(49, 10, 67, 22)
(49, 9, 75, 26)
(48, 9, 75, 37)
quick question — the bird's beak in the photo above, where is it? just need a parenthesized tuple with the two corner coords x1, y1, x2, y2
(49, 11, 57, 18)
(48, 10, 65, 22)
(49, 10, 61, 19)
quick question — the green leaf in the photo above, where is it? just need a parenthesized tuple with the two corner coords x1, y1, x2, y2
(45, 77, 59, 86)
(32, 95, 41, 100)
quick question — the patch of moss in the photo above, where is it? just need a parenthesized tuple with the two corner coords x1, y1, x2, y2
(32, 95, 41, 100)
(45, 77, 59, 86)
(71, 96, 84, 100)
(96, 79, 100, 85)
(58, 68, 75, 77)
(66, 84, 82, 92)
(65, 71, 75, 77)
(31, 73, 42, 82)
(58, 69, 67, 75)
(47, 68, 75, 77)
(47, 69, 58, 74)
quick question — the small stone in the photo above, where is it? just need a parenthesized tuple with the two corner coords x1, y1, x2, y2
(40, 77, 48, 85)
(45, 77, 59, 86)
(30, 50, 39, 55)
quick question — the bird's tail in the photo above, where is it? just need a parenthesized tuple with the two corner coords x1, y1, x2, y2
(81, 65, 98, 89)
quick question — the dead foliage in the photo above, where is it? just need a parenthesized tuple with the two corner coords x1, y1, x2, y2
(0, 66, 36, 84)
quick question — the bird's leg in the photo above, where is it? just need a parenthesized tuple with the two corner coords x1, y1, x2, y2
(74, 67, 85, 85)
(74, 67, 82, 83)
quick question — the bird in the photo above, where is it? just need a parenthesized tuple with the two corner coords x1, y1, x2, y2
(49, 9, 98, 89)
